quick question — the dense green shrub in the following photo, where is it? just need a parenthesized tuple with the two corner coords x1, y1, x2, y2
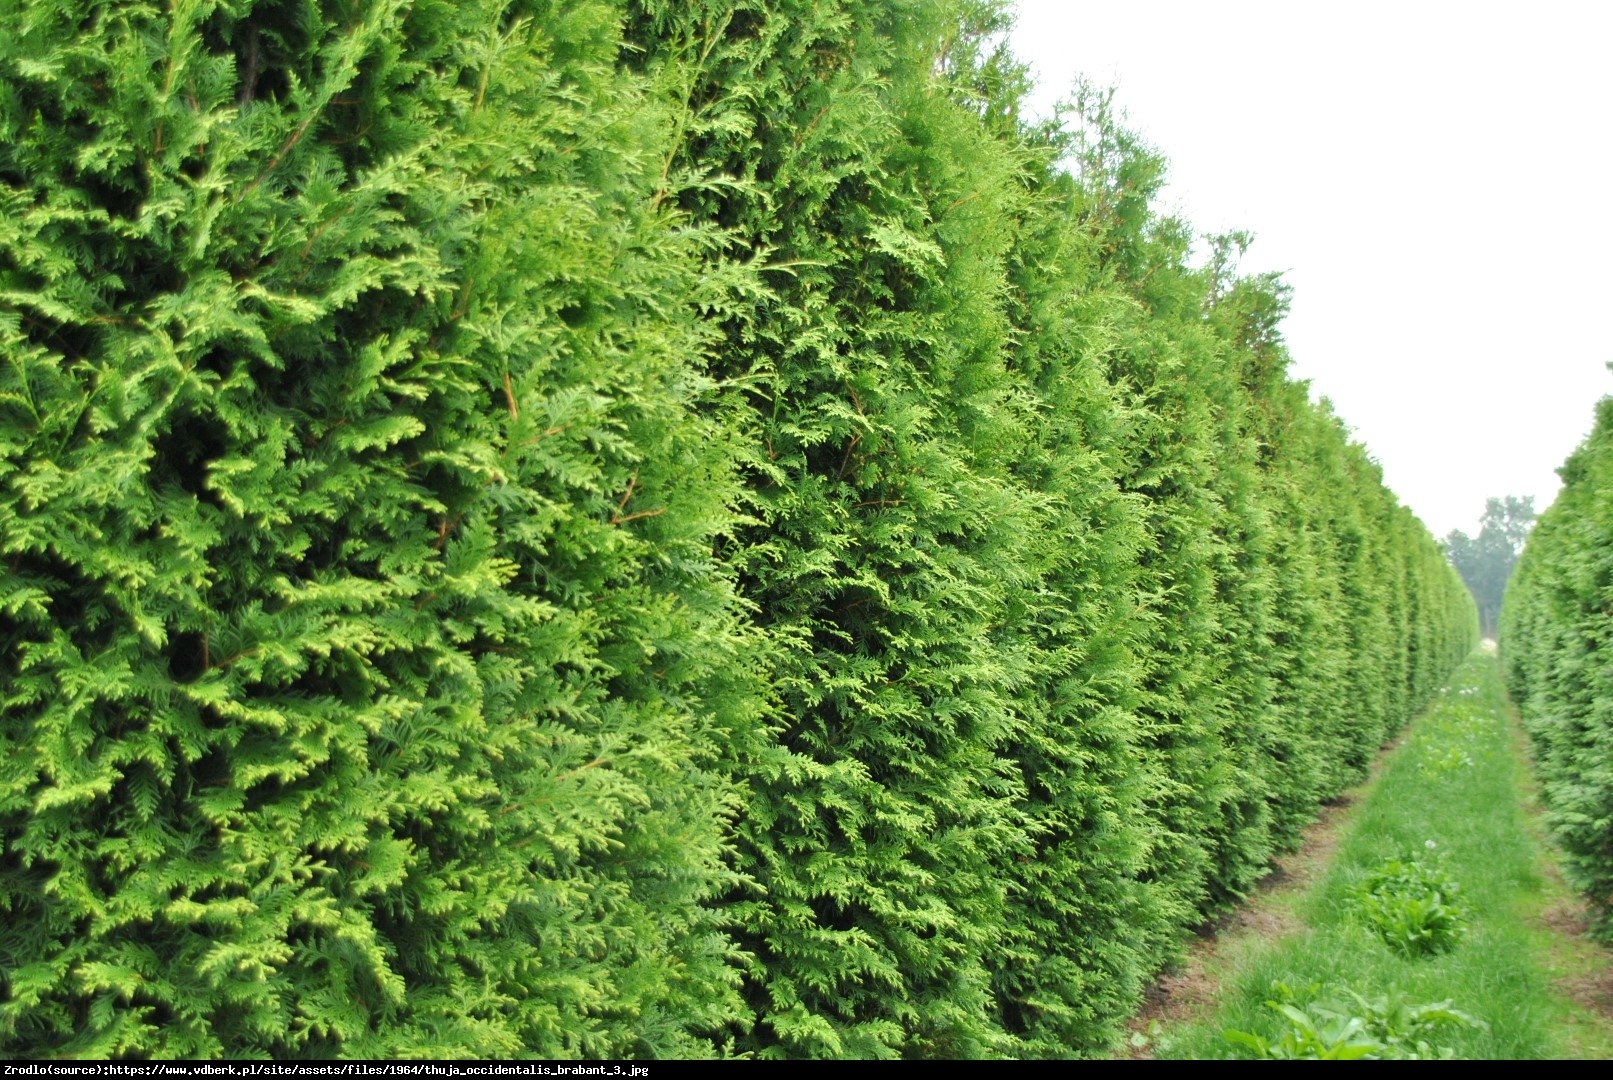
(1500, 391, 1613, 938)
(618, 3, 1473, 1053)
(623, 0, 1094, 1056)
(1049, 90, 1473, 944)
(0, 0, 763, 1057)
(1, 0, 1477, 1058)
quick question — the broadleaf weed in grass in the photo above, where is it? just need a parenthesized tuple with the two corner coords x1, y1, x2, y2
(1224, 981, 1487, 1060)
(1223, 1001, 1380, 1060)
(1340, 991, 1488, 1059)
(1353, 854, 1468, 958)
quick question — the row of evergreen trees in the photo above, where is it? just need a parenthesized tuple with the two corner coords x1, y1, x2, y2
(1500, 391, 1613, 940)
(0, 0, 1476, 1058)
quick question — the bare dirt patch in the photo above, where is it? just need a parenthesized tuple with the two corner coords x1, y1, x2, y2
(1535, 894, 1613, 1058)
(1542, 899, 1589, 938)
(1538, 897, 1613, 1021)
(1558, 970, 1613, 1016)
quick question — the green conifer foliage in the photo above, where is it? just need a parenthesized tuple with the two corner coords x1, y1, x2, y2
(623, 0, 1054, 1056)
(1058, 85, 1474, 952)
(1208, 282, 1328, 848)
(620, 1, 1478, 1054)
(1058, 94, 1261, 937)
(1501, 393, 1613, 937)
(1, 0, 1482, 1058)
(0, 0, 761, 1057)
(977, 76, 1156, 1060)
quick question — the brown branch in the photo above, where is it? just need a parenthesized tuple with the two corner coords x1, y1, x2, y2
(611, 507, 666, 527)
(501, 370, 518, 420)
(472, 61, 492, 115)
(237, 23, 261, 107)
(556, 756, 609, 783)
(607, 471, 665, 525)
(209, 645, 260, 671)
(294, 206, 353, 271)
(239, 113, 318, 199)
(613, 473, 638, 517)
(499, 757, 612, 817)
(153, 15, 179, 156)
(448, 276, 474, 323)
(837, 432, 861, 481)
(325, 119, 375, 147)
(941, 189, 982, 216)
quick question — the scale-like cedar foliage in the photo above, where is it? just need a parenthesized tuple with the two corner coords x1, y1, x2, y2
(620, 0, 1475, 1057)
(985, 115, 1158, 1059)
(1006, 81, 1474, 1010)
(0, 0, 762, 1057)
(2, 0, 1478, 1059)
(622, 0, 1052, 1057)
(1501, 393, 1613, 938)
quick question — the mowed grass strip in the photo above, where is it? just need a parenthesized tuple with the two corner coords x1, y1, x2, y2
(1151, 648, 1613, 1059)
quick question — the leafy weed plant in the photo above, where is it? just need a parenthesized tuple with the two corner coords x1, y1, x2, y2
(1224, 981, 1486, 1060)
(1354, 854, 1467, 958)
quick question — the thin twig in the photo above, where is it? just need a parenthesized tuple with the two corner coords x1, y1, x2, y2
(613, 473, 638, 517)
(611, 507, 666, 527)
(501, 370, 518, 420)
(837, 432, 861, 481)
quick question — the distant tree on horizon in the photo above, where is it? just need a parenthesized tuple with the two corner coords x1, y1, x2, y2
(1444, 496, 1535, 638)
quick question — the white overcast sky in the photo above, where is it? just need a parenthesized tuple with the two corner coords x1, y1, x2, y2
(1007, 0, 1613, 539)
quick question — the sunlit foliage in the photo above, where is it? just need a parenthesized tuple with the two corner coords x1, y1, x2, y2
(0, 0, 1475, 1058)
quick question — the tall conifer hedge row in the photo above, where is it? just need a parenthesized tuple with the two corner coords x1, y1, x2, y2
(620, 0, 1474, 1057)
(1, 0, 1476, 1058)
(0, 0, 765, 1057)
(1500, 394, 1613, 938)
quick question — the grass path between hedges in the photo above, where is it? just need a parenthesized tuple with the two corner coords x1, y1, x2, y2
(1119, 646, 1613, 1059)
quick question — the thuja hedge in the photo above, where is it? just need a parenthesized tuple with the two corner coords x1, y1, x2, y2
(1500, 391, 1613, 938)
(0, 0, 766, 1057)
(0, 0, 1475, 1059)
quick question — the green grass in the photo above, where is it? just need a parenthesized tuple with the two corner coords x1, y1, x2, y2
(1148, 648, 1613, 1059)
